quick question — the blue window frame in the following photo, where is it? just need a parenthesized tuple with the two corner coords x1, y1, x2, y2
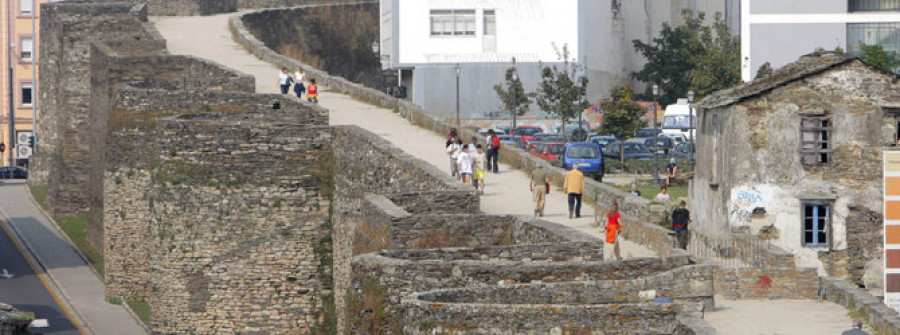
(803, 203, 830, 246)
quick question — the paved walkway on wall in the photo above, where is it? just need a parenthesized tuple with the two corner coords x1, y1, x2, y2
(153, 13, 855, 334)
(0, 181, 146, 335)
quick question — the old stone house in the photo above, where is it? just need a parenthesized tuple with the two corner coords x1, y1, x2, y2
(693, 53, 895, 287)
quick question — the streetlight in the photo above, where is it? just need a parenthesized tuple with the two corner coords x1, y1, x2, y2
(687, 90, 695, 172)
(371, 41, 379, 55)
(652, 84, 660, 185)
(511, 57, 518, 131)
(455, 63, 461, 126)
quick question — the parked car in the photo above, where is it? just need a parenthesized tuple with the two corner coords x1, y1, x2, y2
(497, 135, 525, 148)
(528, 132, 565, 150)
(0, 166, 27, 179)
(660, 132, 687, 145)
(562, 142, 604, 181)
(513, 125, 544, 145)
(477, 128, 506, 137)
(589, 135, 618, 150)
(602, 140, 655, 160)
(643, 137, 675, 155)
(531, 142, 566, 161)
(671, 142, 695, 159)
(634, 127, 663, 139)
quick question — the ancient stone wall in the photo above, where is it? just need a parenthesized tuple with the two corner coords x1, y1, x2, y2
(113, 0, 237, 16)
(34, 2, 155, 215)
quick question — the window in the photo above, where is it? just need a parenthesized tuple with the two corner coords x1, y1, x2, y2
(20, 37, 33, 62)
(847, 23, 900, 57)
(20, 83, 33, 107)
(802, 202, 830, 246)
(430, 10, 476, 36)
(849, 0, 900, 12)
(19, 0, 33, 15)
(800, 117, 832, 165)
(484, 10, 496, 36)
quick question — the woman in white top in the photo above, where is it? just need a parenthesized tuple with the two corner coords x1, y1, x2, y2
(293, 67, 305, 98)
(656, 185, 670, 203)
(457, 145, 474, 185)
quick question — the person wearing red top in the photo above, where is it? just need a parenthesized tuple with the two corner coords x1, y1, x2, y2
(307, 79, 318, 104)
(605, 201, 622, 261)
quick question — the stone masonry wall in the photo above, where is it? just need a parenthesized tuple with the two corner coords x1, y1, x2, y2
(34, 2, 155, 215)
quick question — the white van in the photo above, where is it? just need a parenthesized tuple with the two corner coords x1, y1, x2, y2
(661, 98, 696, 140)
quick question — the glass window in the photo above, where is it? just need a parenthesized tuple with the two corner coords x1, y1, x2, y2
(19, 0, 33, 15)
(848, 23, 900, 56)
(21, 83, 33, 106)
(662, 115, 694, 129)
(849, 0, 900, 11)
(802, 203, 830, 246)
(568, 146, 599, 159)
(20, 37, 33, 62)
(484, 10, 496, 36)
(430, 9, 476, 36)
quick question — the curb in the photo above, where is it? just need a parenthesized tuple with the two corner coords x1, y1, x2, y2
(0, 183, 94, 335)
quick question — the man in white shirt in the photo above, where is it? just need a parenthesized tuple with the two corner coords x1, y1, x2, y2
(457, 145, 474, 185)
(447, 139, 461, 178)
(278, 67, 293, 94)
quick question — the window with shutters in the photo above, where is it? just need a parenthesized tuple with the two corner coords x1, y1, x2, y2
(430, 10, 476, 36)
(802, 202, 831, 246)
(484, 10, 496, 36)
(800, 117, 832, 166)
(20, 37, 33, 62)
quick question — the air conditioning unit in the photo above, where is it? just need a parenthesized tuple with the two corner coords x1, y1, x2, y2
(16, 131, 32, 146)
(17, 145, 32, 159)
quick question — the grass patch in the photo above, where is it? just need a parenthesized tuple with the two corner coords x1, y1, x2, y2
(28, 185, 105, 277)
(615, 184, 689, 202)
(126, 300, 151, 326)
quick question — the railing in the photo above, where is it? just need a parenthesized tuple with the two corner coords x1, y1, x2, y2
(685, 230, 786, 269)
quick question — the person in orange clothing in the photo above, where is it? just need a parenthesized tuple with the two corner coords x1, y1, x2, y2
(605, 201, 622, 261)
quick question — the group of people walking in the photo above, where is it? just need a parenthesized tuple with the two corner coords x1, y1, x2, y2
(278, 67, 318, 104)
(446, 128, 496, 194)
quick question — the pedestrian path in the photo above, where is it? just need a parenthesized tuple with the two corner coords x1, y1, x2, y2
(0, 181, 146, 335)
(153, 13, 854, 334)
(154, 13, 655, 259)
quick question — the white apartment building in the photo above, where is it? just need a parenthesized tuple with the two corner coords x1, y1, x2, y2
(379, 0, 735, 120)
(742, 0, 900, 82)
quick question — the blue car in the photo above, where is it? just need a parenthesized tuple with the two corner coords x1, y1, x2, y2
(562, 142, 604, 181)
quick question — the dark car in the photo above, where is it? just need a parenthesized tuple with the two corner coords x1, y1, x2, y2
(589, 135, 618, 150)
(528, 132, 565, 150)
(562, 142, 604, 181)
(602, 140, 655, 160)
(672, 142, 695, 159)
(643, 137, 674, 155)
(513, 126, 544, 145)
(497, 135, 525, 148)
(0, 167, 28, 179)
(634, 127, 663, 138)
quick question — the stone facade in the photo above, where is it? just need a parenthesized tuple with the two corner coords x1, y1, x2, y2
(694, 54, 893, 286)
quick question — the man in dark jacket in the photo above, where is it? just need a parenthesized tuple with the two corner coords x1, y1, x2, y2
(672, 201, 692, 249)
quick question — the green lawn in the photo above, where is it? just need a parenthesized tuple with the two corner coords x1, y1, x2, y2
(615, 184, 688, 202)
(28, 185, 105, 276)
(127, 300, 151, 326)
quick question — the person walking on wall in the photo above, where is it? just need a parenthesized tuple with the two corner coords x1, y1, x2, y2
(457, 144, 474, 186)
(467, 136, 479, 187)
(665, 158, 678, 185)
(672, 200, 692, 250)
(605, 201, 622, 261)
(307, 79, 319, 104)
(531, 169, 549, 217)
(564, 164, 586, 219)
(278, 67, 293, 94)
(473, 144, 486, 194)
(446, 128, 461, 147)
(656, 185, 670, 203)
(447, 138, 461, 178)
(486, 129, 500, 173)
(293, 67, 306, 98)
(842, 319, 869, 335)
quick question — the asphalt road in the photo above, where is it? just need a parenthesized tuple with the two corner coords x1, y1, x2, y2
(0, 217, 78, 334)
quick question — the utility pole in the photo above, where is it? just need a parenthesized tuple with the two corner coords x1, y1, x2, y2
(454, 63, 461, 126)
(7, 0, 16, 167)
(652, 84, 660, 185)
(511, 57, 517, 131)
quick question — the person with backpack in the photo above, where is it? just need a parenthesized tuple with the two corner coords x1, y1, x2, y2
(486, 129, 500, 173)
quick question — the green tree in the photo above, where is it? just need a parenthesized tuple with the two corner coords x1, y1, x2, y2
(533, 45, 589, 135)
(597, 85, 646, 140)
(632, 10, 739, 104)
(493, 66, 530, 117)
(857, 43, 900, 72)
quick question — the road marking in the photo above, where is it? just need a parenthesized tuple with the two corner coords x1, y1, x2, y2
(0, 218, 86, 335)
(0, 269, 13, 279)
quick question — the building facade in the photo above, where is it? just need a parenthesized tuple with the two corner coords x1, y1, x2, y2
(693, 53, 891, 286)
(1, 0, 50, 167)
(379, 0, 735, 120)
(742, 0, 900, 81)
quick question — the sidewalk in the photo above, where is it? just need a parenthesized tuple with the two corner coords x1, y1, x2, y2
(0, 181, 146, 335)
(154, 13, 655, 259)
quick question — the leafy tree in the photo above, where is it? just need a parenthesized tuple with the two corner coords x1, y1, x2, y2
(493, 66, 530, 117)
(533, 45, 589, 134)
(632, 10, 739, 104)
(857, 43, 900, 72)
(597, 85, 646, 140)
(755, 62, 773, 79)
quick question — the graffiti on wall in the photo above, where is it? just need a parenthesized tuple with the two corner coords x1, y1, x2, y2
(730, 186, 768, 224)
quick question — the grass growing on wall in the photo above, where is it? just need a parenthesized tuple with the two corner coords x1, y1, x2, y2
(126, 300, 151, 326)
(28, 185, 105, 276)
